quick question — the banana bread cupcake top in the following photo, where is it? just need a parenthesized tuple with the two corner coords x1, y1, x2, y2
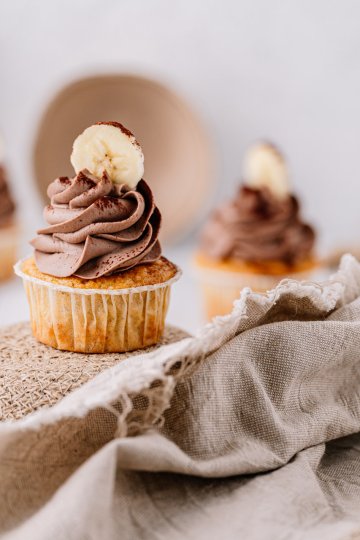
(22, 256, 177, 290)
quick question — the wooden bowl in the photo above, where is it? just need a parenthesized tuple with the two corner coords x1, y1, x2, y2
(33, 74, 215, 243)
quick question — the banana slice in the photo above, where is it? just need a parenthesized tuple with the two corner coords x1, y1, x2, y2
(243, 142, 289, 199)
(70, 122, 144, 188)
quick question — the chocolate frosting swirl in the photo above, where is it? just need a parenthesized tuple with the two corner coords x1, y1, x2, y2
(0, 165, 15, 226)
(31, 170, 162, 278)
(201, 186, 315, 265)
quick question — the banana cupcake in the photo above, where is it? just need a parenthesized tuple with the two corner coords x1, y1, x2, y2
(195, 142, 317, 319)
(0, 146, 19, 282)
(15, 122, 180, 353)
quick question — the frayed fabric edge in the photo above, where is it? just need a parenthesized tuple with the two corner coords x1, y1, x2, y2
(1, 254, 359, 439)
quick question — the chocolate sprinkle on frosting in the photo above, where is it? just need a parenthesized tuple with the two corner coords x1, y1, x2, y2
(201, 185, 315, 265)
(31, 170, 161, 278)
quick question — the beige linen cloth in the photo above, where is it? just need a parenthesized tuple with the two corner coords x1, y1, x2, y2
(1, 255, 360, 539)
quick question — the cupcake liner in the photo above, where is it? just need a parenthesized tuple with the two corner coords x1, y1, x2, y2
(195, 264, 318, 320)
(0, 224, 20, 282)
(15, 259, 181, 354)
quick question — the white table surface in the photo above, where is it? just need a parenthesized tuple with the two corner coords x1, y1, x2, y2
(0, 243, 204, 336)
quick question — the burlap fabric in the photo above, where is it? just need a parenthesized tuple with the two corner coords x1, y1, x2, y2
(1, 255, 360, 539)
(0, 324, 188, 421)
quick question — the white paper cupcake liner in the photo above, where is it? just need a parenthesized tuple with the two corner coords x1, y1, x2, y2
(195, 264, 318, 320)
(15, 258, 181, 353)
(0, 223, 20, 282)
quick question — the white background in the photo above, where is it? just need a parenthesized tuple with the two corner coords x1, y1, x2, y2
(0, 0, 359, 332)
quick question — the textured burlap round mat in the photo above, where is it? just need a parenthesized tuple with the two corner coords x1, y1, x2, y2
(0, 322, 189, 421)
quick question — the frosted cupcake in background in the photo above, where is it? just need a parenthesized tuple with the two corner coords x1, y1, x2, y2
(0, 139, 19, 282)
(15, 121, 180, 353)
(195, 142, 317, 319)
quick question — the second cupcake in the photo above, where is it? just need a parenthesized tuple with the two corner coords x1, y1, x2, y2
(195, 142, 317, 319)
(0, 147, 19, 281)
(15, 121, 180, 353)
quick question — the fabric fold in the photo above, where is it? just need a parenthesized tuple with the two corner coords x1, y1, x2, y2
(1, 255, 360, 538)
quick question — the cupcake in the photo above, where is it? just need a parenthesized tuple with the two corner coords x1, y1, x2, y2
(0, 148, 19, 282)
(15, 122, 181, 353)
(195, 142, 317, 319)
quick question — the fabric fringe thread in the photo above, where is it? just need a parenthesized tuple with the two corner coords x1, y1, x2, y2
(2, 255, 360, 444)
